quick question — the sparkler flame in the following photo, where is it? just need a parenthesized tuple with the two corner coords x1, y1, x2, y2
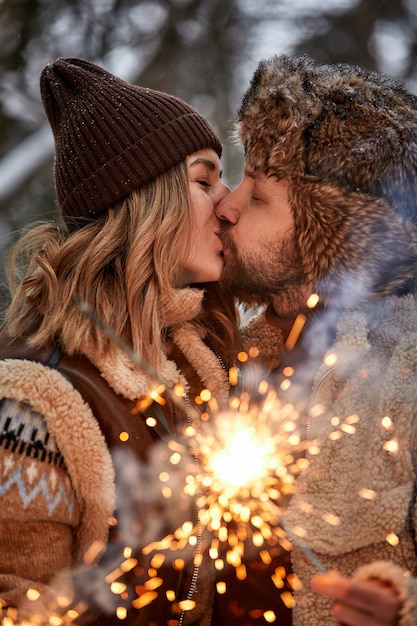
(185, 388, 309, 548)
(142, 379, 319, 599)
(207, 419, 275, 493)
(110, 376, 332, 624)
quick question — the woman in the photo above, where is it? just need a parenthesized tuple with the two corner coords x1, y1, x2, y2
(0, 58, 241, 625)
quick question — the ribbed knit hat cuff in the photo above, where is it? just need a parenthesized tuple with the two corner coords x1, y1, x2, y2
(60, 112, 222, 223)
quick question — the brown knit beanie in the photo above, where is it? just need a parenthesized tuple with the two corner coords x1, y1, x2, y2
(40, 57, 222, 231)
(235, 54, 417, 304)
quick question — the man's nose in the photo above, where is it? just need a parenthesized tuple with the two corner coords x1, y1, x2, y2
(214, 191, 240, 224)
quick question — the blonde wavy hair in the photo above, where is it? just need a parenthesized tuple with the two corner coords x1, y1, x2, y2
(6, 161, 241, 370)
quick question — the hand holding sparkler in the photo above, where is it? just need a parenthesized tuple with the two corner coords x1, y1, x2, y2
(311, 570, 401, 626)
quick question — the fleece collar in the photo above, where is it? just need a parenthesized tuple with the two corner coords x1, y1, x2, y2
(84, 288, 230, 404)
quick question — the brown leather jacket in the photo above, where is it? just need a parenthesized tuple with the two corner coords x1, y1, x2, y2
(0, 326, 217, 625)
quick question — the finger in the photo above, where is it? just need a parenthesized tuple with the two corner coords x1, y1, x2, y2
(311, 571, 353, 600)
(332, 600, 395, 626)
(312, 573, 400, 622)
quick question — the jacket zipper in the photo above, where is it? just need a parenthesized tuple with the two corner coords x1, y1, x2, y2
(177, 393, 202, 626)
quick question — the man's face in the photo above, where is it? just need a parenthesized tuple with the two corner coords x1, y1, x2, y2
(215, 167, 309, 308)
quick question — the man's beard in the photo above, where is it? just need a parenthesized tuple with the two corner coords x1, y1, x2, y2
(220, 229, 309, 314)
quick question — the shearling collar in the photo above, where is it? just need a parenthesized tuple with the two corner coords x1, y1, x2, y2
(160, 287, 204, 328)
(84, 287, 230, 405)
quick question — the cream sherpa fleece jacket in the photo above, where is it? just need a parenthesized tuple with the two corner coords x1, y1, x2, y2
(286, 293, 417, 626)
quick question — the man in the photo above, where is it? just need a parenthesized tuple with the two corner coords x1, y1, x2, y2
(216, 54, 417, 626)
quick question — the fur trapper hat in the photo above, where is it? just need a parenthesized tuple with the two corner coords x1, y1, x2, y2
(236, 54, 417, 306)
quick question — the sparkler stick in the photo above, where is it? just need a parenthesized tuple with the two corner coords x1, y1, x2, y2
(285, 529, 327, 573)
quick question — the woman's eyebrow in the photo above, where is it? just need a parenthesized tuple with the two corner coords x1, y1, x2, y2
(188, 157, 223, 178)
(189, 157, 216, 171)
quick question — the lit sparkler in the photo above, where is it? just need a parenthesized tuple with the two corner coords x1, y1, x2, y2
(140, 375, 325, 614)
(75, 298, 327, 617)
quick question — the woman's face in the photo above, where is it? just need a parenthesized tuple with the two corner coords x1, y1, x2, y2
(177, 148, 230, 286)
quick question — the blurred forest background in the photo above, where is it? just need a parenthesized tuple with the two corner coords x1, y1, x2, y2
(1, 0, 417, 312)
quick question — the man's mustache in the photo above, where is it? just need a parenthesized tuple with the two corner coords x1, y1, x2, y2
(218, 224, 233, 243)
